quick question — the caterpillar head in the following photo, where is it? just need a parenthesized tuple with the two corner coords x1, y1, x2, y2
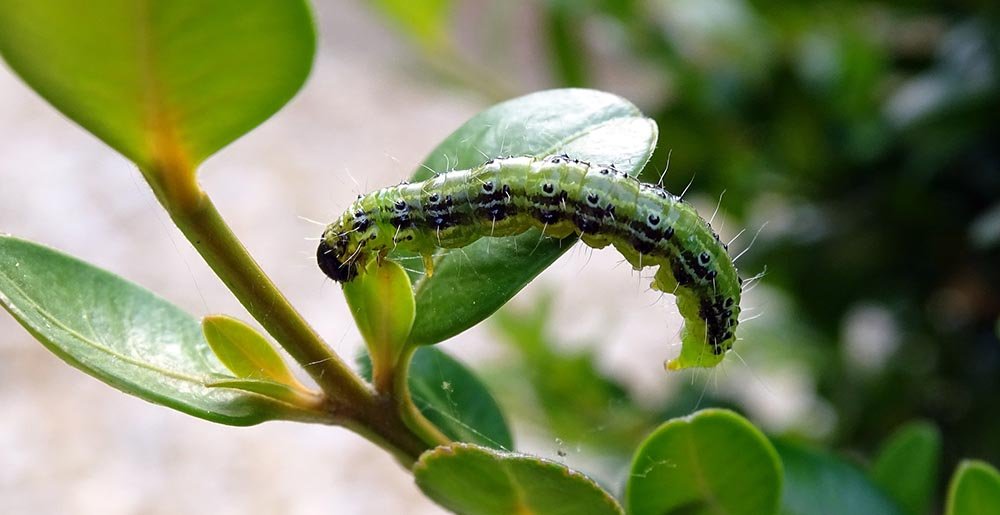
(317, 232, 359, 283)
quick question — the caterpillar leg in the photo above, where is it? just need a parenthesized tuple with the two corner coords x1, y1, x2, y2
(422, 253, 436, 277)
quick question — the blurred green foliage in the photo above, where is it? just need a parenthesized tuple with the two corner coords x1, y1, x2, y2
(369, 0, 1000, 489)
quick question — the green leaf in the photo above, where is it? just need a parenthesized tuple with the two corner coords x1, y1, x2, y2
(0, 0, 314, 170)
(359, 347, 513, 451)
(405, 88, 658, 345)
(0, 235, 309, 425)
(344, 259, 416, 372)
(202, 315, 303, 386)
(414, 442, 624, 515)
(775, 439, 904, 515)
(626, 408, 782, 515)
(206, 378, 321, 409)
(946, 460, 1000, 515)
(870, 421, 941, 515)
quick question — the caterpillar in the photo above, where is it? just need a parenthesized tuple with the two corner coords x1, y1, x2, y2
(317, 155, 742, 370)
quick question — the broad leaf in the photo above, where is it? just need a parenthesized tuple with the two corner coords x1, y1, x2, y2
(776, 440, 904, 515)
(414, 442, 623, 515)
(946, 460, 1000, 515)
(359, 347, 513, 450)
(405, 88, 658, 345)
(0, 235, 309, 425)
(626, 408, 782, 515)
(871, 421, 941, 515)
(0, 0, 314, 171)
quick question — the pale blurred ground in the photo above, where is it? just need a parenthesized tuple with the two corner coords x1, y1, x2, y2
(0, 2, 813, 514)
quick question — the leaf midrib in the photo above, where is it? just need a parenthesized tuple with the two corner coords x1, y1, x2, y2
(0, 266, 212, 386)
(683, 426, 728, 515)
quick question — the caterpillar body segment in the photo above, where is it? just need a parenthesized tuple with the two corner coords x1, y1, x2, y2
(318, 155, 742, 370)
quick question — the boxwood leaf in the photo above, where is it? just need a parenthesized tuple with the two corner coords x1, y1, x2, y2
(202, 315, 305, 386)
(344, 259, 416, 374)
(0, 0, 314, 171)
(946, 460, 1000, 515)
(776, 439, 904, 515)
(405, 88, 658, 345)
(207, 378, 321, 409)
(414, 442, 623, 515)
(0, 235, 313, 425)
(626, 408, 783, 515)
(870, 421, 941, 515)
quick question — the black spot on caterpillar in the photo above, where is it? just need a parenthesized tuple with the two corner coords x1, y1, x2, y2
(318, 155, 742, 370)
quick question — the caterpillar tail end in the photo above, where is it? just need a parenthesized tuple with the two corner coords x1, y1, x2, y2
(665, 358, 685, 371)
(664, 350, 727, 371)
(663, 324, 729, 371)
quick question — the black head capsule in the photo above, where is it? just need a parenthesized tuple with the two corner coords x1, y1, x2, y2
(317, 238, 358, 283)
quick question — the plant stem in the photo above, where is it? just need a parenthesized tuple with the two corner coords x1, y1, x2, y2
(169, 194, 364, 399)
(145, 167, 432, 462)
(391, 346, 452, 448)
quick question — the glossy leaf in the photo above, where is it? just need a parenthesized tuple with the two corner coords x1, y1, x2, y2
(776, 440, 904, 515)
(0, 235, 307, 425)
(626, 408, 782, 515)
(414, 442, 623, 515)
(0, 0, 314, 170)
(405, 88, 658, 345)
(202, 315, 304, 386)
(359, 347, 513, 450)
(344, 259, 416, 371)
(871, 421, 941, 515)
(946, 460, 1000, 515)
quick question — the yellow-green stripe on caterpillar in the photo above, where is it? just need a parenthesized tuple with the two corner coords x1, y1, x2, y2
(318, 155, 742, 370)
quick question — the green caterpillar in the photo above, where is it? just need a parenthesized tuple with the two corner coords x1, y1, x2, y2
(318, 155, 742, 370)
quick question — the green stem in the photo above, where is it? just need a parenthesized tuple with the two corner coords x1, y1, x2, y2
(391, 346, 452, 448)
(145, 168, 431, 462)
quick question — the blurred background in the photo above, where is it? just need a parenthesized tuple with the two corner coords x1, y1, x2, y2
(1, 0, 998, 513)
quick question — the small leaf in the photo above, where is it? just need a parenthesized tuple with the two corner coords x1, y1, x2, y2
(871, 421, 941, 515)
(946, 460, 1000, 515)
(0, 235, 307, 425)
(202, 315, 304, 387)
(414, 442, 624, 515)
(405, 88, 658, 345)
(344, 259, 416, 374)
(207, 378, 321, 409)
(626, 408, 782, 515)
(776, 439, 905, 515)
(0, 0, 314, 172)
(359, 347, 513, 450)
